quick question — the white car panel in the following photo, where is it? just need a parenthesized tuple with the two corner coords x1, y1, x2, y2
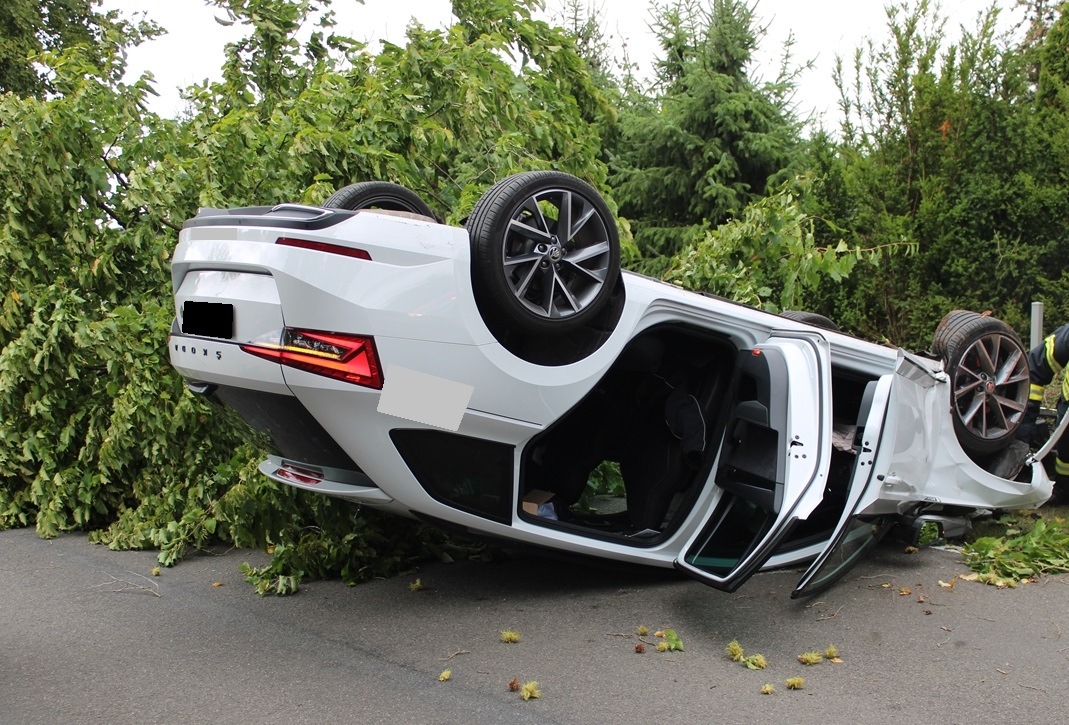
(175, 270, 282, 341)
(169, 334, 290, 395)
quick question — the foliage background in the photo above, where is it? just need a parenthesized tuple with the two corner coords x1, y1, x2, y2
(1, 0, 1067, 591)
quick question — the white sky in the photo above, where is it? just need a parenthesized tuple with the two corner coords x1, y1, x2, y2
(99, 0, 1021, 128)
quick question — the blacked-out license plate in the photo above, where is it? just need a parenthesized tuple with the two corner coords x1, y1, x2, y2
(182, 302, 234, 339)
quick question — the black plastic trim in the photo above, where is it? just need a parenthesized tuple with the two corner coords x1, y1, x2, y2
(392, 430, 515, 524)
(211, 385, 362, 471)
(182, 204, 357, 231)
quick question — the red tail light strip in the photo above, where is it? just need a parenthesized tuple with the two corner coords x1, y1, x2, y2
(242, 329, 383, 389)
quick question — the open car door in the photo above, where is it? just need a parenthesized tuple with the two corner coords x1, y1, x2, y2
(675, 334, 833, 592)
(791, 351, 939, 598)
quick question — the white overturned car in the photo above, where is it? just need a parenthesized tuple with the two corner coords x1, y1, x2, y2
(168, 172, 1051, 596)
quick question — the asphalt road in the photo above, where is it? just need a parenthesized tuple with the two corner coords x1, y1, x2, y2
(3, 527, 1068, 724)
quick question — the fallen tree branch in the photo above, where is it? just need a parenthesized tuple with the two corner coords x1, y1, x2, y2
(97, 571, 160, 597)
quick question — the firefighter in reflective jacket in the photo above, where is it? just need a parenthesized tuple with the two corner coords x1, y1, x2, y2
(1019, 324, 1069, 503)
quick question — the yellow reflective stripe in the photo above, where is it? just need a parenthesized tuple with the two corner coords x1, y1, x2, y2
(1056, 458, 1069, 476)
(1046, 333, 1064, 375)
(1064, 376, 1069, 402)
(1030, 384, 1045, 401)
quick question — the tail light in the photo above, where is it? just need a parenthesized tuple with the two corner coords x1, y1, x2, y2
(242, 329, 383, 389)
(276, 236, 371, 260)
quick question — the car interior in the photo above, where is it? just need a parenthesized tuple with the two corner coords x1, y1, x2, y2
(519, 323, 880, 557)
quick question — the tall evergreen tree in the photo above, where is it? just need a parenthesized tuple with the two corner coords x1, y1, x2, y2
(1037, 1, 1069, 110)
(608, 0, 803, 272)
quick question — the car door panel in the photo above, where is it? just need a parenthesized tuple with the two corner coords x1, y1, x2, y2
(791, 351, 938, 597)
(676, 334, 832, 592)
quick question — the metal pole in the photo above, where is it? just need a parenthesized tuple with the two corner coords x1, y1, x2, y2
(1031, 301, 1044, 349)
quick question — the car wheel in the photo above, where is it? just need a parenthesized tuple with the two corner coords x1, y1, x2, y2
(467, 171, 621, 336)
(933, 310, 1030, 457)
(322, 181, 438, 220)
(780, 310, 840, 332)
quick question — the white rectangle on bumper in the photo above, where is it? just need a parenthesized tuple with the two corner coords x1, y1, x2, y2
(377, 364, 474, 431)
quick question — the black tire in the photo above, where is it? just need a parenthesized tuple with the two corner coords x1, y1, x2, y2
(322, 181, 438, 220)
(931, 308, 970, 360)
(466, 171, 621, 336)
(933, 310, 1030, 457)
(780, 310, 840, 332)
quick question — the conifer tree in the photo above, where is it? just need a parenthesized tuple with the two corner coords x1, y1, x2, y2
(609, 0, 802, 271)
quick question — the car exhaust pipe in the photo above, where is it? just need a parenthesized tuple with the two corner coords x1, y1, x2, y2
(185, 381, 217, 396)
